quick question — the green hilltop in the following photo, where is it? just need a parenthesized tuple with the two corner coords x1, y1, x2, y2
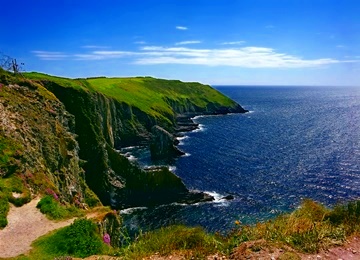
(25, 72, 239, 122)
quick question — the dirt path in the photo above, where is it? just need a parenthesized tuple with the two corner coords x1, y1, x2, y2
(0, 197, 92, 258)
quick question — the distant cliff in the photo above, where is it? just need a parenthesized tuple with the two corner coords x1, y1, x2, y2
(0, 70, 247, 211)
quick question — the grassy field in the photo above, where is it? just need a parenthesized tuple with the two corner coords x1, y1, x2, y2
(24, 73, 238, 120)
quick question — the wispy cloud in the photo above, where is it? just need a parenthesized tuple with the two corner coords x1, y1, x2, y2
(336, 45, 346, 48)
(176, 26, 188, 30)
(32, 51, 69, 60)
(175, 40, 201, 45)
(134, 46, 348, 68)
(134, 41, 146, 45)
(221, 41, 246, 45)
(81, 45, 110, 49)
(33, 45, 357, 68)
(74, 51, 135, 60)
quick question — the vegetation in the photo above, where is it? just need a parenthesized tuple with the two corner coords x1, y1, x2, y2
(4, 70, 359, 258)
(19, 199, 360, 259)
(117, 225, 222, 259)
(21, 219, 107, 259)
(36, 195, 83, 220)
(226, 199, 345, 253)
(0, 174, 31, 228)
(24, 72, 239, 122)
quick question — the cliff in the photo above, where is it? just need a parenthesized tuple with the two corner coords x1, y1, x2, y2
(0, 70, 247, 213)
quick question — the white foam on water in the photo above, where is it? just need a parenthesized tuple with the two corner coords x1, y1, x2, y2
(192, 124, 205, 132)
(168, 166, 177, 172)
(177, 135, 189, 145)
(120, 206, 148, 215)
(177, 136, 189, 141)
(192, 115, 206, 120)
(203, 191, 231, 207)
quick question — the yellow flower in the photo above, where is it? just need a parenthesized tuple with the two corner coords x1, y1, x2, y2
(235, 220, 241, 225)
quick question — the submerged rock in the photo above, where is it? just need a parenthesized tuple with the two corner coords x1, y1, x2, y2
(222, 195, 235, 200)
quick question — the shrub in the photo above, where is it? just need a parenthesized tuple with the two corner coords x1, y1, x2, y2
(36, 195, 82, 220)
(57, 218, 104, 257)
(31, 218, 104, 258)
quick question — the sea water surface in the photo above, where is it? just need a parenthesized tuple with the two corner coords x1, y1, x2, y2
(121, 86, 360, 233)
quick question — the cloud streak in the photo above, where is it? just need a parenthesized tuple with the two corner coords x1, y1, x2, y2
(32, 51, 69, 60)
(176, 26, 188, 30)
(134, 46, 345, 68)
(33, 45, 356, 68)
(175, 40, 201, 45)
(221, 41, 246, 45)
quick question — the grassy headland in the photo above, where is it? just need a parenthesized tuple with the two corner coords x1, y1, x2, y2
(25, 73, 240, 123)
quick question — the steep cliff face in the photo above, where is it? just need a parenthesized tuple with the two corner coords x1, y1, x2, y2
(2, 72, 247, 210)
(38, 81, 209, 207)
(0, 73, 99, 208)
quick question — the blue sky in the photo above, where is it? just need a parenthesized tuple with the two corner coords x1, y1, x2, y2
(1, 0, 359, 86)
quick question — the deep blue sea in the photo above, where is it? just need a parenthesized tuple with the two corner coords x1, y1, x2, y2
(121, 86, 360, 234)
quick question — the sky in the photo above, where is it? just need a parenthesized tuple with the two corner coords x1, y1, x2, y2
(1, 0, 359, 86)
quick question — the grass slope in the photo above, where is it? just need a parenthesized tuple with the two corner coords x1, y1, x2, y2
(24, 73, 239, 120)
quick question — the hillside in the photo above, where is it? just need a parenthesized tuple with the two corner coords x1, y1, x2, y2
(0, 69, 247, 226)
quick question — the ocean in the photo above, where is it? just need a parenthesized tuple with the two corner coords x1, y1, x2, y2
(120, 86, 360, 234)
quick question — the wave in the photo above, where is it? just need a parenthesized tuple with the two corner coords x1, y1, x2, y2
(168, 166, 177, 172)
(203, 191, 232, 207)
(120, 206, 148, 215)
(177, 135, 189, 145)
(192, 124, 205, 133)
(177, 136, 189, 141)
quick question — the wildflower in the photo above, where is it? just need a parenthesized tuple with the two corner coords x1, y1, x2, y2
(103, 233, 111, 245)
(235, 220, 241, 225)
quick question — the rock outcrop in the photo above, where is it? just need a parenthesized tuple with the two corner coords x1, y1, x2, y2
(150, 125, 185, 160)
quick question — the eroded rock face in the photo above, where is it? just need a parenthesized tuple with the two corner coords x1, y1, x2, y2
(150, 125, 185, 160)
(0, 82, 96, 205)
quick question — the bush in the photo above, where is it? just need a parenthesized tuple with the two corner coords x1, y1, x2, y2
(31, 218, 105, 258)
(58, 218, 104, 257)
(36, 195, 82, 220)
(37, 195, 68, 219)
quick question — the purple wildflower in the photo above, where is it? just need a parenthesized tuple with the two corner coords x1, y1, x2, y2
(103, 233, 111, 245)
(45, 188, 59, 200)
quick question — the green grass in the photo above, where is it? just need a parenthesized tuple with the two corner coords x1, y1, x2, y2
(16, 199, 360, 259)
(227, 199, 348, 253)
(18, 218, 108, 260)
(115, 225, 224, 259)
(36, 195, 84, 220)
(0, 136, 23, 176)
(24, 73, 239, 123)
(0, 174, 31, 228)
